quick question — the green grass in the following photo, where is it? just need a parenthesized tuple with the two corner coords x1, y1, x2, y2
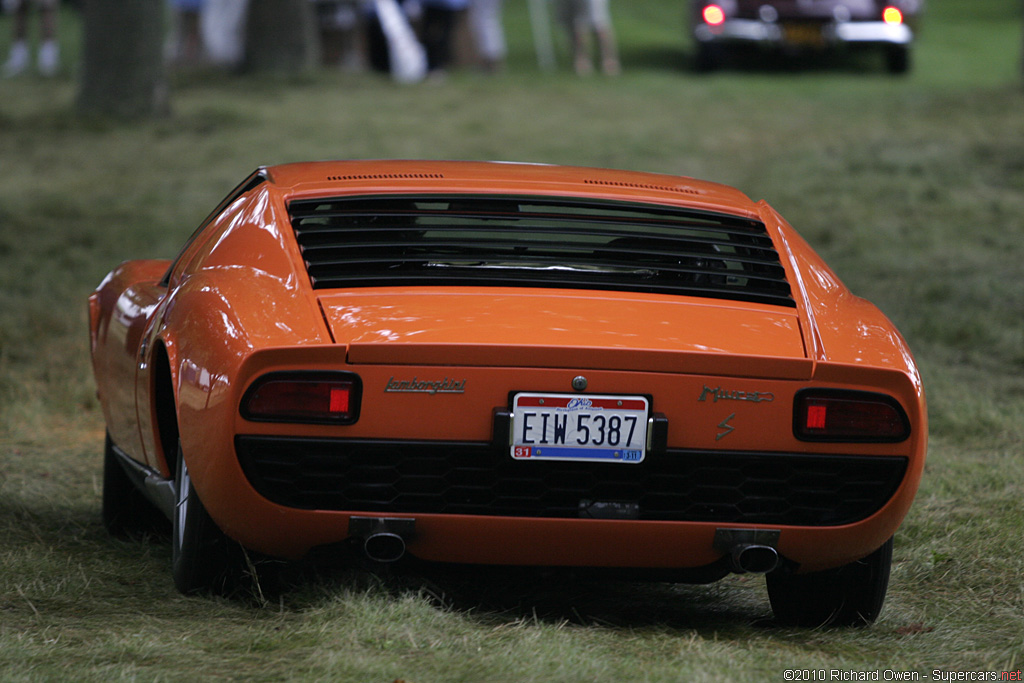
(2, 0, 1023, 680)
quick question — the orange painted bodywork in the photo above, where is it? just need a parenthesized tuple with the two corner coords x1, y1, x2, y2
(89, 161, 927, 574)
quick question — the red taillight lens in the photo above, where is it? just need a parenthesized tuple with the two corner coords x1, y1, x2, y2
(242, 373, 361, 424)
(882, 6, 903, 24)
(794, 390, 910, 442)
(703, 4, 726, 25)
(329, 386, 349, 413)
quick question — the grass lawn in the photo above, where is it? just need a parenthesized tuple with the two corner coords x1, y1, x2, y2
(1, 0, 1023, 680)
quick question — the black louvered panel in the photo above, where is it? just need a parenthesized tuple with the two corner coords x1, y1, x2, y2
(236, 436, 907, 527)
(287, 195, 796, 308)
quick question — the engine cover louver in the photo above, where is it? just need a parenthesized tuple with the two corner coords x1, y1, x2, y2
(289, 194, 795, 307)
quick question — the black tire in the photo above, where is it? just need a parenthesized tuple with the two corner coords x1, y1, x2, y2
(171, 445, 234, 595)
(102, 432, 166, 538)
(885, 45, 910, 74)
(694, 42, 722, 73)
(767, 537, 893, 627)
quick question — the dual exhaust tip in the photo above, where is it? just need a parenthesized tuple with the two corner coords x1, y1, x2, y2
(360, 535, 781, 572)
(348, 519, 782, 574)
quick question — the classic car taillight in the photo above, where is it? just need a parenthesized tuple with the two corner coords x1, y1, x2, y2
(794, 390, 910, 442)
(882, 7, 904, 24)
(702, 4, 726, 25)
(241, 372, 361, 424)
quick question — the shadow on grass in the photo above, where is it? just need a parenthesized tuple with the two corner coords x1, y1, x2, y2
(687, 44, 903, 76)
(420, 564, 771, 630)
(619, 45, 691, 73)
(279, 552, 777, 633)
(2, 493, 773, 631)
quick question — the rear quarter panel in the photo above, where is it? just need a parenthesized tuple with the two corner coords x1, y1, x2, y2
(90, 259, 171, 464)
(158, 185, 330, 503)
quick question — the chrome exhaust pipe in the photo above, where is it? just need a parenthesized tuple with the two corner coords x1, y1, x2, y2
(713, 528, 782, 574)
(348, 516, 415, 563)
(731, 544, 780, 574)
(363, 532, 407, 563)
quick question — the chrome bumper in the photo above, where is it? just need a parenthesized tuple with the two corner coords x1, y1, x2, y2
(834, 21, 912, 44)
(695, 20, 913, 46)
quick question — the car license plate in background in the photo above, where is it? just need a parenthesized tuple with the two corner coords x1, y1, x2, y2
(783, 22, 825, 47)
(511, 393, 649, 463)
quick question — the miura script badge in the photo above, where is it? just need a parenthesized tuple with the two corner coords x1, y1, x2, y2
(384, 376, 467, 395)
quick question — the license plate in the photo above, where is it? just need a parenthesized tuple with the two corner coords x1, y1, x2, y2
(783, 23, 824, 47)
(511, 393, 649, 463)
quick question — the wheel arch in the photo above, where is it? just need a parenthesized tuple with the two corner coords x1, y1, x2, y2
(152, 340, 180, 481)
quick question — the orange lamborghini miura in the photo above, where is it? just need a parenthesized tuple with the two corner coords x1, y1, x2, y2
(90, 161, 926, 625)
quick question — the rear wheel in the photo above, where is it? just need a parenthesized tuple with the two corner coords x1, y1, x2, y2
(102, 432, 166, 538)
(767, 537, 893, 627)
(172, 445, 234, 595)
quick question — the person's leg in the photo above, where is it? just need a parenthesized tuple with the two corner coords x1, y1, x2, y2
(588, 0, 618, 75)
(38, 0, 60, 76)
(4, 0, 31, 76)
(595, 25, 618, 75)
(468, 0, 505, 71)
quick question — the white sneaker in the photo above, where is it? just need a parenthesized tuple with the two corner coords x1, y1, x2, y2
(38, 40, 59, 76)
(3, 40, 29, 77)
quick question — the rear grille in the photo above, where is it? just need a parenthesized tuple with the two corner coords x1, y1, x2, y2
(236, 436, 906, 527)
(288, 195, 795, 308)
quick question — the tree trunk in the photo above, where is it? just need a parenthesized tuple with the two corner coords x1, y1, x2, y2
(77, 0, 169, 118)
(243, 0, 320, 74)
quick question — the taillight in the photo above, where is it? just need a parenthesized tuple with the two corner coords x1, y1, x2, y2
(882, 6, 903, 24)
(241, 372, 361, 424)
(703, 4, 726, 25)
(794, 390, 910, 442)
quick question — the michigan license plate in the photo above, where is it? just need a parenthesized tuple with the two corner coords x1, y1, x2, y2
(511, 393, 649, 463)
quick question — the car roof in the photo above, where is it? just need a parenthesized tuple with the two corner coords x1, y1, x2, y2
(262, 160, 762, 220)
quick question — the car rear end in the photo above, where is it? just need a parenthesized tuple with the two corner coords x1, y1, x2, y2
(691, 0, 922, 72)
(210, 176, 925, 580)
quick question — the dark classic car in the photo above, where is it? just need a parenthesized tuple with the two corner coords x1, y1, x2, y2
(690, 0, 923, 73)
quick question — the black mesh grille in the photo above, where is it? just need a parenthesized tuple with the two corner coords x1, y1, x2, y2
(236, 436, 906, 527)
(288, 195, 795, 308)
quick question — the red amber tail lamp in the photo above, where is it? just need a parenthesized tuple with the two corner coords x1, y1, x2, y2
(794, 389, 910, 442)
(241, 372, 362, 424)
(882, 7, 904, 24)
(703, 4, 726, 25)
